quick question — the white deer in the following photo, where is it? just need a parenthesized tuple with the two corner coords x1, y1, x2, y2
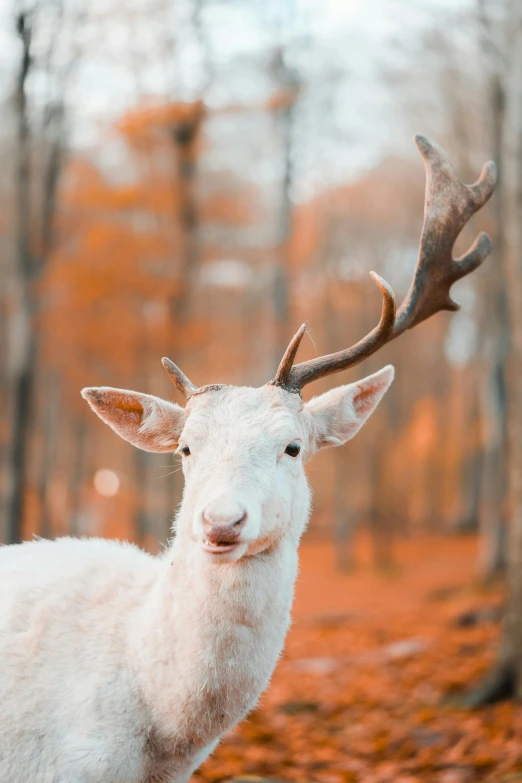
(0, 137, 495, 783)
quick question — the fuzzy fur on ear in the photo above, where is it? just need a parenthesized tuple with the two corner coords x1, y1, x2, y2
(305, 365, 395, 451)
(82, 387, 185, 453)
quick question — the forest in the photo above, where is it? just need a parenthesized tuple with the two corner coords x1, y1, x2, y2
(1, 0, 522, 781)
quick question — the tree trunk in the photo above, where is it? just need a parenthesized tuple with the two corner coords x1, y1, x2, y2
(36, 371, 60, 538)
(459, 379, 484, 534)
(463, 2, 522, 704)
(7, 337, 35, 544)
(270, 48, 300, 364)
(6, 8, 68, 544)
(69, 417, 87, 537)
(6, 11, 34, 544)
(477, 73, 509, 578)
(170, 103, 204, 324)
(503, 10, 522, 698)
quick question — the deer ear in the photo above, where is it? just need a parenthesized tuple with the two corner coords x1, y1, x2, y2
(81, 387, 185, 453)
(305, 365, 394, 453)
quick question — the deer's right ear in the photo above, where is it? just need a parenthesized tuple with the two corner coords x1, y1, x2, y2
(304, 365, 394, 453)
(81, 387, 185, 453)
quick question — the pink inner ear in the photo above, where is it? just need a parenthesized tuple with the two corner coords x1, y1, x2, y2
(352, 382, 379, 415)
(88, 391, 145, 428)
(115, 397, 144, 421)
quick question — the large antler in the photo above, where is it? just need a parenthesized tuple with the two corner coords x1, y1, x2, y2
(271, 135, 497, 394)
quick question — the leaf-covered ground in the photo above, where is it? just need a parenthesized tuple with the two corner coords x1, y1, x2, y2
(194, 535, 522, 783)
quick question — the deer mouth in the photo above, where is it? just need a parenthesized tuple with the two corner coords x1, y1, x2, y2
(201, 538, 240, 554)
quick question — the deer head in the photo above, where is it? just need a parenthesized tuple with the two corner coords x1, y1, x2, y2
(82, 136, 496, 563)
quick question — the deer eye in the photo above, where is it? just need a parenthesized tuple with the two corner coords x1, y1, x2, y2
(181, 445, 191, 457)
(284, 443, 301, 458)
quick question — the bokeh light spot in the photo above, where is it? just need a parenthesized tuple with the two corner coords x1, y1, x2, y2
(93, 469, 120, 497)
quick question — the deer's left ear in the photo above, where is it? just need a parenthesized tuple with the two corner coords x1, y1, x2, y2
(304, 365, 394, 453)
(81, 387, 185, 453)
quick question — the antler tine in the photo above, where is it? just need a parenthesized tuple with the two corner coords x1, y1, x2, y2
(270, 135, 497, 394)
(272, 324, 307, 388)
(393, 135, 497, 335)
(282, 273, 396, 392)
(162, 357, 197, 400)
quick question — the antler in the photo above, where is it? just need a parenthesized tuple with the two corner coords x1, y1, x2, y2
(271, 135, 497, 393)
(162, 357, 197, 399)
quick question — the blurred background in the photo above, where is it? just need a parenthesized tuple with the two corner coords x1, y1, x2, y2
(3, 0, 522, 779)
(0, 0, 511, 569)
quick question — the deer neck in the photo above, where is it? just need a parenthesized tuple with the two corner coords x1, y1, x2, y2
(127, 525, 298, 752)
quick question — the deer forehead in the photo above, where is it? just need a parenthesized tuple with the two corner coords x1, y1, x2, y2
(182, 385, 306, 448)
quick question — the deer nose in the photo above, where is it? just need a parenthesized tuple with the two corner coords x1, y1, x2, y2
(202, 499, 247, 542)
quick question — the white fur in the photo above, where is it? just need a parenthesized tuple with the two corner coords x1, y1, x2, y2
(0, 366, 393, 783)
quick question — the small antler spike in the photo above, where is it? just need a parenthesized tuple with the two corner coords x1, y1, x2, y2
(272, 324, 307, 388)
(413, 133, 432, 156)
(369, 270, 395, 313)
(444, 297, 460, 313)
(454, 232, 493, 279)
(161, 357, 197, 400)
(470, 161, 498, 206)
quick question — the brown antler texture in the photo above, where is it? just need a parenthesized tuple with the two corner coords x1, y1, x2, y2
(271, 135, 497, 394)
(162, 358, 197, 400)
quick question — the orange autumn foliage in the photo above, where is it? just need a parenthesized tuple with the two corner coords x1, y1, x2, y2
(195, 536, 518, 783)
